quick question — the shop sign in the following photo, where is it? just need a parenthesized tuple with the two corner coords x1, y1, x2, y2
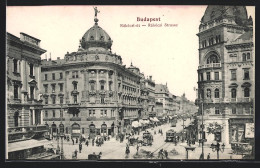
(245, 123, 254, 138)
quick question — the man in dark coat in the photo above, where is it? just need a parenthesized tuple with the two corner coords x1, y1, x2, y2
(72, 138, 74, 145)
(92, 139, 95, 146)
(207, 153, 210, 160)
(79, 143, 82, 153)
(86, 140, 89, 146)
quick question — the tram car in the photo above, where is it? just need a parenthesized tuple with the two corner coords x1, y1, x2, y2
(165, 129, 175, 142)
(142, 132, 153, 146)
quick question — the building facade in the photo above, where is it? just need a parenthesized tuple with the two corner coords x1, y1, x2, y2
(197, 6, 254, 147)
(41, 15, 144, 138)
(6, 32, 51, 159)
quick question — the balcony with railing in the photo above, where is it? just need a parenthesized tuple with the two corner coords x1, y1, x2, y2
(224, 98, 253, 103)
(70, 117, 81, 121)
(198, 63, 221, 70)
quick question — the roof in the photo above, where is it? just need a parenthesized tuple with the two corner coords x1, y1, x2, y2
(234, 30, 253, 42)
(155, 84, 168, 93)
(8, 139, 52, 153)
(201, 6, 248, 24)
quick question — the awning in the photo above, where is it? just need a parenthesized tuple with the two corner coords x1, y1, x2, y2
(132, 121, 139, 128)
(8, 139, 52, 153)
(153, 117, 159, 122)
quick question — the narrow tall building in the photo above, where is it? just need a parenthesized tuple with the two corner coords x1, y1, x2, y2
(197, 6, 254, 148)
(6, 32, 50, 159)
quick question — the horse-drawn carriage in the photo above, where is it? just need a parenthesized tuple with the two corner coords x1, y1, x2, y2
(129, 136, 139, 146)
(142, 132, 153, 146)
(88, 152, 102, 160)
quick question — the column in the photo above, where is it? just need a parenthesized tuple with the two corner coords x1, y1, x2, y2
(32, 109, 35, 125)
(37, 65, 40, 90)
(40, 110, 43, 125)
(20, 60, 26, 90)
(223, 119, 230, 148)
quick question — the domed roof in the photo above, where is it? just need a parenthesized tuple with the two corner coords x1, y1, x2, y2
(80, 21, 113, 50)
(201, 6, 248, 25)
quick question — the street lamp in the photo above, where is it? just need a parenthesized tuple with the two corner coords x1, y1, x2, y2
(59, 122, 65, 160)
(210, 141, 225, 160)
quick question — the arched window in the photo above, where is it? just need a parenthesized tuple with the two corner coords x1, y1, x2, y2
(13, 59, 18, 73)
(206, 89, 211, 98)
(244, 88, 250, 97)
(231, 88, 236, 98)
(207, 55, 219, 64)
(247, 53, 251, 60)
(214, 88, 220, 98)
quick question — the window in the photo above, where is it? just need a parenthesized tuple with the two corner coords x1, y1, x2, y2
(30, 86, 34, 100)
(59, 83, 63, 92)
(52, 96, 56, 104)
(13, 59, 18, 73)
(52, 73, 55, 80)
(206, 89, 211, 98)
(206, 72, 211, 81)
(60, 109, 63, 118)
(90, 82, 95, 91)
(207, 55, 219, 64)
(45, 111, 48, 118)
(29, 64, 34, 76)
(231, 70, 236, 80)
(45, 97, 48, 104)
(101, 96, 105, 104)
(242, 53, 247, 61)
(73, 95, 77, 103)
(93, 110, 95, 117)
(104, 110, 107, 116)
(60, 97, 63, 104)
(244, 88, 250, 97)
(73, 83, 77, 90)
(214, 88, 219, 98)
(216, 35, 221, 43)
(109, 82, 112, 91)
(200, 73, 204, 81)
(89, 110, 92, 117)
(247, 53, 251, 60)
(52, 110, 55, 118)
(45, 74, 48, 80)
(232, 108, 236, 114)
(14, 111, 19, 127)
(60, 73, 63, 79)
(215, 107, 220, 114)
(72, 71, 78, 78)
(231, 88, 237, 98)
(51, 84, 56, 92)
(14, 85, 19, 99)
(82, 128, 84, 134)
(214, 72, 219, 80)
(244, 69, 250, 80)
(44, 84, 48, 93)
(101, 83, 105, 90)
(101, 110, 103, 117)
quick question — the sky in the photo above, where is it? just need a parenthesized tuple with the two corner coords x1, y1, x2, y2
(6, 5, 255, 101)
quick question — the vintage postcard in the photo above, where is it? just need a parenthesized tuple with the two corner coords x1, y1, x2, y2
(6, 5, 255, 160)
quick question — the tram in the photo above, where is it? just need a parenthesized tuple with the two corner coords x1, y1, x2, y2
(165, 129, 175, 142)
(142, 132, 153, 146)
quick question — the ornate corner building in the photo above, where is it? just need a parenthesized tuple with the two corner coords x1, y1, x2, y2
(41, 14, 157, 138)
(197, 6, 254, 146)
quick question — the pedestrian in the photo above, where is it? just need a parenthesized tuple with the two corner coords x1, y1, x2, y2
(74, 149, 78, 159)
(199, 153, 204, 160)
(207, 153, 210, 160)
(136, 145, 139, 154)
(79, 143, 82, 153)
(164, 150, 168, 159)
(92, 139, 95, 146)
(86, 140, 89, 146)
(76, 137, 78, 144)
(72, 138, 74, 145)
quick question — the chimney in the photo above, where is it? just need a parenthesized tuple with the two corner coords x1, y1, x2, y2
(149, 76, 152, 80)
(49, 52, 52, 60)
(57, 57, 60, 60)
(45, 54, 47, 60)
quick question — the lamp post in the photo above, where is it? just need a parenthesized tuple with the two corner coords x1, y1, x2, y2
(59, 122, 64, 160)
(210, 141, 225, 160)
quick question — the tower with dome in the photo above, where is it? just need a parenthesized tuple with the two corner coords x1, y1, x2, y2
(196, 6, 254, 151)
